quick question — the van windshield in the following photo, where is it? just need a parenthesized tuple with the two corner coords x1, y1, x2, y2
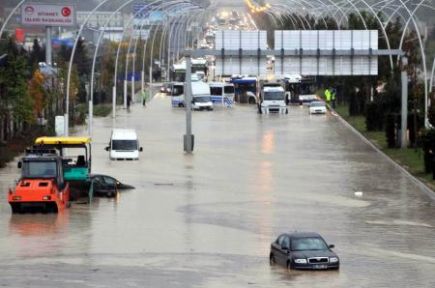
(172, 85, 184, 96)
(112, 140, 137, 151)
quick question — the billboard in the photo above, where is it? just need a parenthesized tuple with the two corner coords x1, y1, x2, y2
(274, 30, 378, 76)
(22, 3, 76, 27)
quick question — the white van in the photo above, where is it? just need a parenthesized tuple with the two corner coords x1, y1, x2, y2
(191, 81, 213, 111)
(209, 82, 235, 107)
(105, 129, 143, 160)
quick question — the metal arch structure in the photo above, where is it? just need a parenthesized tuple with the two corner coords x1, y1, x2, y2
(133, 3, 202, 96)
(126, 1, 200, 104)
(113, 0, 193, 110)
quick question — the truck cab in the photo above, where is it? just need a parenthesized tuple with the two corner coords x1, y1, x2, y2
(259, 84, 288, 114)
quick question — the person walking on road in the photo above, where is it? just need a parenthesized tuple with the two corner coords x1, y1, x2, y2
(324, 88, 331, 105)
(142, 91, 147, 107)
(331, 88, 337, 109)
(127, 94, 132, 111)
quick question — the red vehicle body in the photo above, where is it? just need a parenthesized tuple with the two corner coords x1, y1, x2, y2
(8, 151, 70, 213)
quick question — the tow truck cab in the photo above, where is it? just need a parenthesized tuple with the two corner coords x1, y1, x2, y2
(8, 151, 70, 213)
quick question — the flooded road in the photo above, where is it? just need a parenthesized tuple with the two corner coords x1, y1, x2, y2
(1, 94, 435, 287)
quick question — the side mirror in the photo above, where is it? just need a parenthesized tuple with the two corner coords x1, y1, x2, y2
(281, 245, 289, 251)
(139, 147, 143, 152)
(105, 146, 110, 151)
(17, 161, 22, 169)
(328, 244, 335, 249)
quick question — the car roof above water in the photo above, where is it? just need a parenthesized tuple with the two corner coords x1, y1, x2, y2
(286, 232, 322, 239)
(111, 129, 138, 140)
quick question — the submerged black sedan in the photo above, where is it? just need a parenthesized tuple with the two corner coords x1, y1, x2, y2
(270, 232, 339, 270)
(90, 174, 134, 197)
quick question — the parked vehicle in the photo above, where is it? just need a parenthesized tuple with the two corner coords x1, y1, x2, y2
(90, 174, 134, 197)
(160, 83, 171, 94)
(230, 76, 257, 104)
(309, 101, 327, 114)
(282, 74, 317, 105)
(209, 82, 235, 107)
(259, 84, 288, 114)
(192, 96, 213, 111)
(9, 148, 70, 213)
(170, 82, 185, 107)
(105, 129, 143, 160)
(33, 136, 92, 201)
(270, 232, 339, 270)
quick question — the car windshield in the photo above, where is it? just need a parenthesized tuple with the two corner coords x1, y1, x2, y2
(292, 237, 328, 251)
(194, 96, 211, 103)
(264, 91, 284, 101)
(112, 140, 137, 151)
(310, 102, 325, 107)
(23, 160, 57, 178)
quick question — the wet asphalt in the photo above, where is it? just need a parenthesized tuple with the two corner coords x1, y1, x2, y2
(1, 93, 435, 287)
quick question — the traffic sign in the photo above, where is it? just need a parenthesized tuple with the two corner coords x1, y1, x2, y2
(21, 3, 76, 27)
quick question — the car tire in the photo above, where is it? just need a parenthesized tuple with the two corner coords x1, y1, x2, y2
(269, 254, 276, 266)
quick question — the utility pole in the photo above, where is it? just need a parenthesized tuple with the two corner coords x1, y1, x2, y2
(184, 55, 194, 153)
(401, 56, 408, 148)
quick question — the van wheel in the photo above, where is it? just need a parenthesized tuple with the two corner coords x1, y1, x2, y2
(178, 103, 184, 107)
(285, 108, 288, 114)
(249, 98, 256, 104)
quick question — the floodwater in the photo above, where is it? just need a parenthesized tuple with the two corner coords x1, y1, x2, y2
(1, 94, 435, 287)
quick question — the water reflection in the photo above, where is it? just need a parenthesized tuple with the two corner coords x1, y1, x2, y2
(9, 213, 69, 237)
(8, 213, 69, 258)
(261, 131, 275, 154)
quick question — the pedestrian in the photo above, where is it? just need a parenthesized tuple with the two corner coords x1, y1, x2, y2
(127, 94, 132, 111)
(142, 91, 147, 107)
(331, 88, 336, 109)
(324, 88, 331, 105)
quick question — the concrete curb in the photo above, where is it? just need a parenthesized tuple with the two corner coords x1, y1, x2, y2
(331, 109, 435, 201)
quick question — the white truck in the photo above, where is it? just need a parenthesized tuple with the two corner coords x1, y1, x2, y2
(259, 84, 288, 114)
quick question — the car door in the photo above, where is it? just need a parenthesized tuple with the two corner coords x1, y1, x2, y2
(273, 235, 289, 265)
(92, 176, 106, 194)
(277, 236, 290, 265)
(102, 176, 117, 194)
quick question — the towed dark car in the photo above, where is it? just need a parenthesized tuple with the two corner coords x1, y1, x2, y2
(270, 232, 339, 270)
(90, 174, 134, 197)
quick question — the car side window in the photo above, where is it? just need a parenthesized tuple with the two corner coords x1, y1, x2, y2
(277, 235, 286, 246)
(282, 236, 290, 249)
(93, 176, 104, 185)
(103, 176, 116, 185)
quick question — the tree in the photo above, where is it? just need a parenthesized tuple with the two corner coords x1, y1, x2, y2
(29, 69, 46, 118)
(29, 39, 45, 71)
